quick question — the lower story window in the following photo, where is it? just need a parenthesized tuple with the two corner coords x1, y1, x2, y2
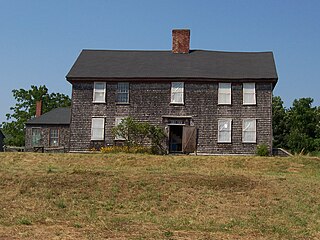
(218, 119, 232, 143)
(115, 117, 127, 140)
(32, 128, 41, 146)
(91, 118, 105, 140)
(50, 129, 59, 147)
(243, 119, 256, 143)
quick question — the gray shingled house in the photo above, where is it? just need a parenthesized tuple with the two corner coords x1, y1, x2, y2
(25, 107, 71, 152)
(66, 29, 278, 154)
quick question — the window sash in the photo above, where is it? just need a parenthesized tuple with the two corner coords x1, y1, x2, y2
(171, 82, 184, 104)
(49, 129, 59, 147)
(115, 117, 126, 140)
(218, 119, 232, 143)
(242, 119, 256, 143)
(243, 83, 256, 105)
(218, 83, 231, 104)
(32, 128, 41, 146)
(93, 82, 106, 103)
(117, 82, 129, 103)
(91, 118, 105, 140)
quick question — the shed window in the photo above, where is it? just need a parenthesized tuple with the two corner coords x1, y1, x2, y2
(218, 83, 231, 104)
(115, 117, 126, 140)
(50, 129, 59, 147)
(243, 83, 256, 105)
(117, 82, 129, 103)
(91, 118, 105, 140)
(243, 119, 256, 143)
(32, 128, 41, 146)
(218, 119, 232, 143)
(93, 82, 106, 103)
(171, 82, 184, 104)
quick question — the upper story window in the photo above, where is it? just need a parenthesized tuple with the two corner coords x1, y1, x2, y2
(243, 83, 256, 105)
(32, 128, 41, 146)
(242, 119, 256, 143)
(49, 129, 59, 147)
(117, 82, 129, 103)
(91, 117, 105, 140)
(218, 83, 231, 105)
(93, 82, 106, 103)
(171, 82, 184, 104)
(218, 119, 232, 143)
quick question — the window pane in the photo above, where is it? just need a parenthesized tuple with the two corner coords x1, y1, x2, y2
(243, 119, 256, 143)
(115, 117, 126, 140)
(171, 82, 184, 103)
(93, 82, 106, 103)
(32, 129, 41, 146)
(91, 118, 104, 140)
(95, 82, 105, 90)
(243, 83, 256, 105)
(117, 83, 129, 103)
(50, 129, 59, 147)
(218, 119, 231, 143)
(218, 83, 231, 104)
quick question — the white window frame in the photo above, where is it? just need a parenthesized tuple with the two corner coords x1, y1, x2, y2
(49, 128, 59, 147)
(115, 117, 127, 140)
(93, 82, 106, 103)
(218, 119, 232, 143)
(243, 83, 256, 105)
(91, 117, 105, 140)
(170, 82, 184, 104)
(116, 82, 129, 104)
(242, 119, 256, 143)
(218, 83, 231, 105)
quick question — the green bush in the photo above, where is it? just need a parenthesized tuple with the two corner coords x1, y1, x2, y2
(256, 144, 269, 156)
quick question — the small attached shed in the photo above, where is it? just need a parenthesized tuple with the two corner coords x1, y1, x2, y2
(25, 107, 71, 152)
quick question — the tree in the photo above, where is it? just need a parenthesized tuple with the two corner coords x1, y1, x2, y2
(272, 96, 288, 148)
(285, 98, 320, 153)
(1, 85, 71, 146)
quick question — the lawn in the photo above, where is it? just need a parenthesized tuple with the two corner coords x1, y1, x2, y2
(0, 152, 319, 239)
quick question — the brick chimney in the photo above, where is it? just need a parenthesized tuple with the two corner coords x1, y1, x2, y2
(172, 29, 190, 54)
(36, 100, 42, 117)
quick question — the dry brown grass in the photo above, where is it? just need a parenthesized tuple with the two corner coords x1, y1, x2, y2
(0, 152, 319, 239)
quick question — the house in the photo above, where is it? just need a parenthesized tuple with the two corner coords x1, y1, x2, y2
(66, 29, 278, 154)
(25, 101, 71, 152)
(0, 129, 5, 152)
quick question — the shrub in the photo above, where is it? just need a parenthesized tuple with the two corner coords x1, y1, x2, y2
(256, 144, 269, 156)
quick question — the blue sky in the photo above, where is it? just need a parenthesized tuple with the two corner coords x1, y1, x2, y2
(1, 0, 320, 123)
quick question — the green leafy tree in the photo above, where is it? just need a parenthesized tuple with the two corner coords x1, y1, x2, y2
(112, 117, 166, 154)
(285, 98, 320, 153)
(1, 85, 71, 146)
(272, 96, 288, 148)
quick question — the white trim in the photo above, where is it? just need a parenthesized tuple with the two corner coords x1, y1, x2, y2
(91, 117, 105, 140)
(217, 118, 232, 143)
(170, 82, 184, 104)
(218, 83, 231, 105)
(93, 82, 106, 103)
(243, 83, 256, 105)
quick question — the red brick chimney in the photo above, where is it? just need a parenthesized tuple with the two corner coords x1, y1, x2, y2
(36, 100, 42, 117)
(172, 29, 190, 54)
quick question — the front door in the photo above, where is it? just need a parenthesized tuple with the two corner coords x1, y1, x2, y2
(169, 125, 197, 153)
(169, 125, 183, 153)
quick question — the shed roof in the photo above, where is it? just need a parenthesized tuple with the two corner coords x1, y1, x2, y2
(66, 50, 278, 82)
(26, 107, 71, 125)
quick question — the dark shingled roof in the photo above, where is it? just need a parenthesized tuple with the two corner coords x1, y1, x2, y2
(26, 107, 71, 125)
(66, 50, 278, 81)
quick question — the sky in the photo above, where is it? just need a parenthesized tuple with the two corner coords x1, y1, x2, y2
(1, 0, 320, 123)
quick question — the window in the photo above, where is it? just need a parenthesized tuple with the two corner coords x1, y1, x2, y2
(115, 117, 126, 140)
(171, 82, 184, 104)
(91, 118, 105, 140)
(117, 82, 129, 103)
(49, 129, 59, 147)
(243, 119, 256, 143)
(218, 83, 231, 104)
(93, 82, 106, 103)
(32, 128, 41, 146)
(218, 119, 232, 143)
(243, 83, 256, 105)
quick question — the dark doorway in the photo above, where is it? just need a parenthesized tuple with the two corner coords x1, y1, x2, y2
(169, 125, 183, 152)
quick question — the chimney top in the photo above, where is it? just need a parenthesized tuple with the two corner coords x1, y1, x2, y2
(172, 29, 190, 54)
(36, 100, 42, 118)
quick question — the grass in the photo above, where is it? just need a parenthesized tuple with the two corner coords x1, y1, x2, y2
(0, 152, 319, 239)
